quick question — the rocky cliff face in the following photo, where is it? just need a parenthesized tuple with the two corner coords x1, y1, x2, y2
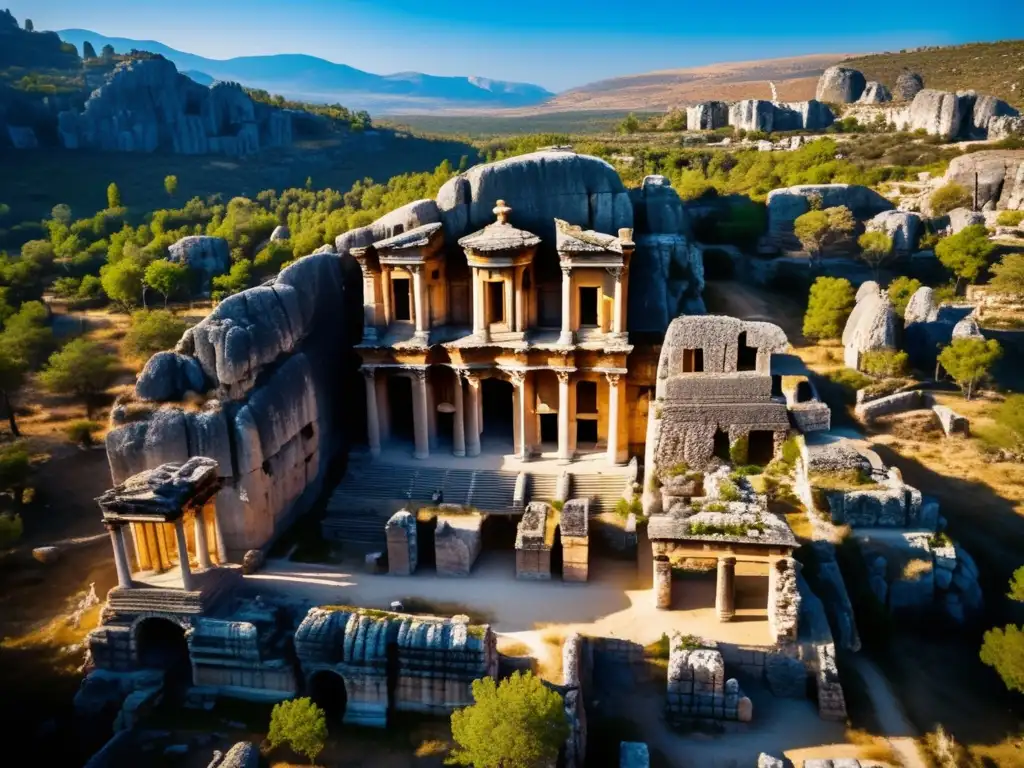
(815, 66, 866, 103)
(766, 184, 894, 247)
(943, 150, 1024, 211)
(727, 99, 834, 132)
(57, 56, 293, 156)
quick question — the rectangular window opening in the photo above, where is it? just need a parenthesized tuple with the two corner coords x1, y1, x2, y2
(579, 287, 598, 327)
(393, 278, 411, 321)
(487, 281, 505, 325)
(682, 348, 704, 373)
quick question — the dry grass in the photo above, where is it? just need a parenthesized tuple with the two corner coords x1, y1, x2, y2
(846, 729, 899, 765)
(901, 558, 934, 580)
(496, 639, 532, 657)
(397, 597, 493, 626)
(784, 510, 815, 541)
(414, 739, 449, 758)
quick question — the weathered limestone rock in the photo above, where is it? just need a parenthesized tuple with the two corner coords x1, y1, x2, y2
(135, 352, 206, 402)
(903, 286, 939, 326)
(774, 100, 835, 131)
(816, 67, 866, 103)
(758, 755, 785, 768)
(667, 640, 749, 722)
(865, 210, 921, 255)
(434, 514, 482, 577)
(971, 95, 1019, 139)
(934, 405, 969, 437)
(516, 502, 551, 580)
(686, 101, 728, 130)
(386, 510, 417, 575)
(948, 207, 985, 234)
(858, 82, 891, 104)
(952, 314, 984, 340)
(895, 70, 925, 101)
(765, 653, 806, 698)
(768, 557, 801, 644)
(854, 390, 925, 423)
(167, 236, 230, 293)
(270, 225, 289, 241)
(807, 542, 861, 651)
(241, 549, 264, 574)
(989, 116, 1024, 140)
(729, 100, 775, 132)
(855, 280, 880, 303)
(944, 151, 1024, 211)
(907, 89, 971, 140)
(560, 498, 589, 582)
(841, 288, 898, 370)
(766, 184, 893, 247)
(219, 742, 260, 768)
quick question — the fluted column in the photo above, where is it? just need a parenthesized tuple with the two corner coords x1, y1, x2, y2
(193, 510, 213, 571)
(174, 518, 194, 591)
(381, 268, 392, 328)
(606, 373, 622, 465)
(412, 369, 430, 459)
(514, 266, 525, 333)
(452, 369, 466, 458)
(510, 371, 528, 460)
(559, 264, 573, 345)
(654, 555, 672, 610)
(363, 368, 381, 457)
(716, 556, 736, 622)
(504, 273, 514, 331)
(107, 523, 133, 589)
(411, 265, 427, 340)
(213, 508, 228, 563)
(464, 374, 481, 457)
(610, 266, 625, 337)
(557, 371, 572, 462)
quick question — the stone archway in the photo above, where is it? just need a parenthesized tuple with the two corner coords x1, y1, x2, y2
(308, 670, 348, 721)
(134, 616, 192, 687)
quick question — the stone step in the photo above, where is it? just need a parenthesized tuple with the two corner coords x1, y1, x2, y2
(528, 474, 559, 505)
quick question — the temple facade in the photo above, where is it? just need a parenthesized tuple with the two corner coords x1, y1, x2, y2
(354, 202, 638, 465)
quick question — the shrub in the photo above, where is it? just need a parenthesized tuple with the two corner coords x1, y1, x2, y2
(614, 495, 643, 519)
(794, 205, 856, 260)
(267, 697, 327, 764)
(929, 182, 971, 216)
(887, 276, 922, 317)
(857, 230, 894, 278)
(995, 210, 1024, 227)
(860, 349, 910, 378)
(803, 276, 856, 340)
(718, 480, 742, 501)
(992, 394, 1024, 454)
(938, 337, 1002, 399)
(935, 225, 996, 290)
(65, 420, 102, 447)
(781, 436, 802, 466)
(122, 310, 188, 358)
(729, 435, 748, 464)
(0, 512, 23, 548)
(989, 254, 1024, 298)
(449, 671, 568, 768)
(38, 339, 118, 418)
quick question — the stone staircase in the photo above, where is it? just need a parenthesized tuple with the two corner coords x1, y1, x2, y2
(527, 473, 559, 505)
(568, 473, 631, 515)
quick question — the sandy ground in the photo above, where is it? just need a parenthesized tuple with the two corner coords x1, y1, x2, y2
(848, 655, 927, 768)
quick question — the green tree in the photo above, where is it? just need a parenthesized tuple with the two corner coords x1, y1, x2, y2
(937, 337, 1002, 400)
(101, 257, 146, 309)
(448, 671, 569, 768)
(267, 697, 327, 764)
(993, 394, 1024, 455)
(981, 568, 1024, 694)
(0, 442, 31, 502)
(935, 225, 995, 291)
(211, 260, 253, 300)
(144, 259, 189, 308)
(51, 203, 72, 224)
(803, 276, 856, 341)
(989, 254, 1024, 298)
(794, 206, 855, 263)
(860, 349, 909, 378)
(38, 339, 118, 418)
(0, 348, 26, 436)
(82, 40, 97, 59)
(1, 301, 55, 369)
(857, 230, 894, 280)
(1008, 566, 1024, 602)
(123, 310, 188, 357)
(618, 112, 641, 135)
(164, 174, 178, 198)
(929, 182, 972, 216)
(107, 182, 122, 210)
(887, 276, 922, 318)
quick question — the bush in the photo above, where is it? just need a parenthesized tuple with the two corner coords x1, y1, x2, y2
(0, 442, 30, 496)
(989, 254, 1024, 298)
(122, 310, 188, 358)
(929, 182, 971, 216)
(938, 337, 1002, 399)
(729, 434, 748, 464)
(781, 435, 802, 466)
(0, 512, 23, 547)
(38, 339, 118, 418)
(65, 420, 102, 447)
(887, 276, 922, 317)
(935, 224, 996, 289)
(860, 349, 910, 378)
(267, 697, 327, 764)
(803, 276, 856, 340)
(614, 495, 643, 519)
(992, 394, 1024, 454)
(995, 210, 1024, 227)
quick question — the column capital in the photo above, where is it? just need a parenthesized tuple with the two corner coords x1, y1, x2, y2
(555, 370, 572, 384)
(506, 370, 526, 388)
(361, 367, 376, 381)
(103, 520, 123, 532)
(412, 368, 428, 383)
(605, 372, 622, 386)
(407, 263, 424, 275)
(560, 262, 572, 277)
(605, 265, 624, 280)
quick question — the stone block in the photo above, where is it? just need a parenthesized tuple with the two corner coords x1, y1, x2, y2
(435, 515, 482, 577)
(386, 510, 417, 575)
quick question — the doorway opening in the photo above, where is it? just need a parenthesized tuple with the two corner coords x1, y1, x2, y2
(388, 376, 414, 441)
(135, 618, 191, 688)
(748, 430, 775, 466)
(579, 286, 598, 327)
(487, 281, 505, 325)
(796, 381, 814, 403)
(551, 525, 563, 578)
(713, 428, 731, 462)
(481, 378, 513, 446)
(392, 278, 411, 321)
(308, 671, 348, 722)
(737, 332, 757, 372)
(682, 348, 704, 373)
(540, 413, 558, 444)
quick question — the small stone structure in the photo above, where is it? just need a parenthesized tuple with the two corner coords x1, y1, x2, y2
(666, 635, 752, 724)
(560, 498, 590, 582)
(386, 510, 418, 575)
(434, 512, 483, 577)
(933, 404, 969, 437)
(516, 502, 552, 580)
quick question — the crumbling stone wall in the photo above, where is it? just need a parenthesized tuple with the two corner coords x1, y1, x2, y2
(666, 636, 752, 724)
(386, 510, 418, 576)
(562, 632, 587, 768)
(516, 502, 552, 580)
(434, 514, 482, 577)
(768, 557, 801, 644)
(560, 499, 589, 582)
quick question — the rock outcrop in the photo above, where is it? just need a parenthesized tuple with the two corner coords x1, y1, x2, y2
(948, 208, 985, 233)
(167, 236, 230, 293)
(816, 66, 866, 103)
(865, 210, 921, 255)
(858, 82, 891, 104)
(766, 184, 893, 247)
(943, 151, 1024, 211)
(686, 101, 728, 130)
(842, 288, 897, 370)
(58, 56, 293, 156)
(894, 70, 925, 101)
(729, 100, 775, 132)
(105, 251, 362, 555)
(990, 116, 1024, 140)
(970, 95, 1018, 138)
(907, 89, 970, 141)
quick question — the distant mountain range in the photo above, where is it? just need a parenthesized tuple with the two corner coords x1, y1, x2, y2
(57, 29, 554, 113)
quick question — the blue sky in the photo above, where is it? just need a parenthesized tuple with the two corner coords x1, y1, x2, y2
(9, 0, 1024, 91)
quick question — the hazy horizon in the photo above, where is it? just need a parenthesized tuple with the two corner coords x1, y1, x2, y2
(9, 0, 1024, 91)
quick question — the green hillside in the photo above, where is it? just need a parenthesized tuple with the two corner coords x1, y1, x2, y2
(843, 40, 1024, 108)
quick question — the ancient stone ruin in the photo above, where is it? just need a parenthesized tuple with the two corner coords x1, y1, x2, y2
(666, 638, 753, 725)
(516, 501, 553, 580)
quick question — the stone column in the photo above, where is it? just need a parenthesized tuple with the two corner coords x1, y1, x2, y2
(557, 371, 572, 462)
(716, 556, 736, 622)
(510, 371, 528, 460)
(610, 266, 625, 336)
(514, 266, 525, 333)
(464, 374, 481, 457)
(504, 273, 514, 330)
(452, 369, 466, 457)
(606, 372, 621, 465)
(381, 268, 392, 328)
(559, 264, 573, 345)
(411, 265, 427, 340)
(363, 368, 381, 457)
(473, 270, 488, 341)
(173, 518, 194, 591)
(362, 266, 380, 342)
(107, 523, 133, 589)
(654, 555, 672, 609)
(412, 369, 430, 460)
(213, 507, 228, 563)
(193, 510, 213, 571)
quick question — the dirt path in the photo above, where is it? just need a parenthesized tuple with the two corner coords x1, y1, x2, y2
(702, 279, 807, 344)
(849, 655, 927, 768)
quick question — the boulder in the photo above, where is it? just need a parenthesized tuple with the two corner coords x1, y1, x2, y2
(135, 352, 207, 402)
(856, 280, 881, 303)
(842, 289, 898, 370)
(778, 100, 835, 131)
(816, 66, 866, 103)
(758, 756, 784, 768)
(866, 210, 921, 255)
(167, 236, 230, 292)
(989, 116, 1024, 141)
(270, 225, 289, 241)
(241, 550, 264, 575)
(907, 89, 970, 140)
(944, 151, 1024, 211)
(766, 184, 893, 245)
(858, 82, 892, 104)
(903, 286, 939, 326)
(895, 70, 925, 101)
(947, 208, 985, 234)
(219, 741, 260, 768)
(686, 101, 728, 130)
(971, 96, 1018, 138)
(951, 314, 984, 340)
(728, 100, 775, 132)
(32, 546, 61, 564)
